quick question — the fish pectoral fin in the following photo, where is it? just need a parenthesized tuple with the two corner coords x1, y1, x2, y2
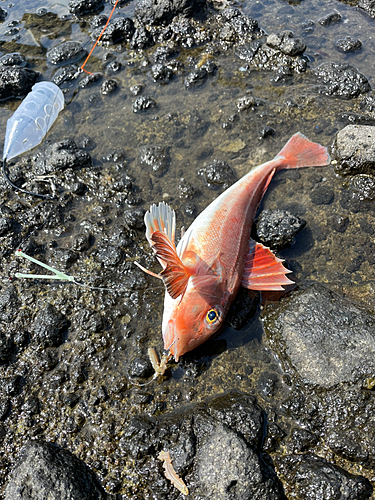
(241, 238, 294, 291)
(151, 231, 192, 299)
(144, 202, 176, 268)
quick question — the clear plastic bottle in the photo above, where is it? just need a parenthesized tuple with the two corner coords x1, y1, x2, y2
(3, 81, 64, 161)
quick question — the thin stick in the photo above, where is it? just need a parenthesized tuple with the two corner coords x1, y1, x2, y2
(80, 0, 120, 75)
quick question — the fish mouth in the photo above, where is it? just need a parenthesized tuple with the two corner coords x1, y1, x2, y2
(164, 318, 179, 362)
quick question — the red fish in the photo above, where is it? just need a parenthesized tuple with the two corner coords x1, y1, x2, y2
(137, 133, 330, 362)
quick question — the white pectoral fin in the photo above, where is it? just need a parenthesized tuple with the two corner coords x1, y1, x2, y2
(144, 201, 176, 268)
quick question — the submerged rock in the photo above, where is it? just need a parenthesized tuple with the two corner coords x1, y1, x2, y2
(0, 67, 38, 101)
(34, 138, 92, 175)
(358, 0, 375, 19)
(132, 95, 157, 112)
(139, 144, 169, 176)
(0, 53, 26, 67)
(335, 36, 362, 53)
(331, 125, 375, 175)
(254, 209, 306, 249)
(313, 62, 371, 99)
(198, 159, 236, 189)
(4, 441, 107, 500)
(318, 11, 342, 26)
(263, 283, 375, 388)
(275, 454, 372, 500)
(47, 41, 87, 66)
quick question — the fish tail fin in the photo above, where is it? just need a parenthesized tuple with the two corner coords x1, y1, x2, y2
(275, 132, 331, 170)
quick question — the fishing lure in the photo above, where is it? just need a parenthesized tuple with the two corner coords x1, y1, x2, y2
(158, 450, 189, 496)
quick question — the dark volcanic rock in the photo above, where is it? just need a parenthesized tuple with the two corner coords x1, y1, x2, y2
(0, 53, 26, 67)
(226, 288, 260, 330)
(151, 63, 174, 83)
(309, 184, 334, 205)
(0, 285, 20, 323)
(185, 67, 207, 88)
(263, 283, 375, 388)
(276, 454, 372, 500)
(318, 11, 342, 26)
(358, 0, 375, 19)
(331, 125, 375, 175)
(139, 145, 169, 177)
(124, 208, 146, 230)
(31, 303, 68, 348)
(0, 7, 6, 21)
(217, 8, 261, 45)
(91, 17, 135, 44)
(0, 333, 12, 365)
(266, 31, 306, 56)
(47, 41, 87, 66)
(52, 65, 79, 86)
(132, 96, 157, 113)
(313, 62, 371, 99)
(34, 139, 92, 175)
(335, 36, 362, 53)
(254, 209, 306, 249)
(0, 67, 38, 101)
(349, 174, 375, 200)
(198, 159, 235, 189)
(69, 0, 104, 15)
(100, 79, 117, 94)
(135, 0, 205, 26)
(4, 441, 107, 500)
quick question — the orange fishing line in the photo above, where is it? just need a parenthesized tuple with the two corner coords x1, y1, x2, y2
(80, 0, 119, 75)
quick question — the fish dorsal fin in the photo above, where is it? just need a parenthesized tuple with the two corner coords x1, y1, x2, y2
(151, 231, 192, 299)
(144, 202, 176, 268)
(241, 238, 294, 291)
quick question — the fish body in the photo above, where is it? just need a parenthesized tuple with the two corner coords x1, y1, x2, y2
(141, 133, 330, 361)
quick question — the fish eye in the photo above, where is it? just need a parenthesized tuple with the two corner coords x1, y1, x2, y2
(206, 309, 218, 324)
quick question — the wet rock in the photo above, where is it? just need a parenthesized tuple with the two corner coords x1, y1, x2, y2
(0, 333, 12, 365)
(31, 303, 69, 348)
(128, 356, 153, 378)
(96, 245, 123, 267)
(309, 184, 334, 205)
(184, 67, 208, 88)
(327, 432, 369, 463)
(259, 126, 275, 139)
(34, 139, 92, 175)
(275, 454, 372, 500)
(72, 233, 92, 251)
(254, 209, 306, 249)
(227, 288, 260, 330)
(359, 92, 375, 112)
(135, 0, 205, 26)
(0, 398, 10, 420)
(124, 208, 146, 230)
(132, 95, 157, 113)
(4, 441, 107, 500)
(0, 67, 38, 101)
(47, 41, 87, 66)
(196, 420, 284, 500)
(79, 72, 102, 88)
(263, 283, 375, 388)
(139, 145, 169, 177)
(69, 0, 104, 15)
(0, 285, 20, 322)
(318, 11, 342, 26)
(358, 0, 375, 19)
(151, 63, 174, 83)
(218, 8, 261, 45)
(198, 159, 236, 189)
(266, 31, 306, 56)
(349, 174, 375, 200)
(313, 62, 371, 99)
(252, 44, 307, 76)
(178, 178, 196, 198)
(287, 428, 318, 453)
(0, 7, 7, 21)
(91, 17, 135, 44)
(236, 95, 261, 112)
(335, 36, 362, 53)
(0, 53, 26, 67)
(331, 125, 375, 175)
(330, 214, 349, 233)
(100, 78, 117, 94)
(52, 65, 79, 86)
(130, 26, 154, 50)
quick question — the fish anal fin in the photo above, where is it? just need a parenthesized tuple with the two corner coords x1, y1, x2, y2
(151, 231, 192, 299)
(242, 238, 294, 291)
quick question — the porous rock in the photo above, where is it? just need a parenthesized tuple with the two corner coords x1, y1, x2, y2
(197, 159, 236, 189)
(275, 454, 372, 500)
(335, 36, 362, 53)
(47, 41, 87, 66)
(313, 62, 371, 99)
(0, 52, 26, 67)
(132, 96, 157, 113)
(358, 0, 375, 19)
(0, 67, 38, 101)
(31, 303, 68, 348)
(266, 31, 306, 56)
(91, 17, 135, 44)
(135, 0, 205, 26)
(318, 11, 342, 26)
(263, 283, 375, 388)
(4, 441, 107, 500)
(69, 0, 104, 15)
(331, 125, 375, 175)
(254, 209, 306, 249)
(139, 145, 169, 177)
(34, 139, 92, 175)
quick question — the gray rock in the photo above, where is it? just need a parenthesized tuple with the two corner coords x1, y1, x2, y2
(0, 6, 6, 20)
(34, 139, 92, 176)
(132, 96, 157, 113)
(331, 125, 375, 175)
(313, 62, 371, 99)
(0, 67, 38, 101)
(47, 41, 87, 66)
(4, 441, 108, 499)
(266, 31, 306, 56)
(196, 421, 283, 500)
(263, 283, 375, 388)
(335, 36, 362, 53)
(276, 454, 372, 500)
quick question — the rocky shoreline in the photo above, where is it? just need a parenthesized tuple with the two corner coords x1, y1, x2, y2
(0, 0, 375, 498)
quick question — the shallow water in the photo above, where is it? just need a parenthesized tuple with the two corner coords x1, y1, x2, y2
(0, 0, 375, 497)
